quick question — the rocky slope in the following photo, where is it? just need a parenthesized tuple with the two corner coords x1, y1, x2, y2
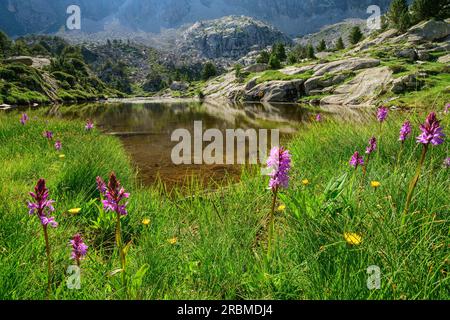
(203, 19, 450, 107)
(175, 15, 292, 63)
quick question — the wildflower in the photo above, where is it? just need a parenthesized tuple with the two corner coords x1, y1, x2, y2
(416, 112, 445, 146)
(266, 146, 291, 258)
(377, 106, 389, 123)
(168, 237, 178, 245)
(20, 113, 29, 125)
(68, 208, 81, 214)
(371, 181, 381, 188)
(142, 218, 151, 225)
(27, 179, 57, 227)
(54, 140, 62, 151)
(403, 112, 445, 225)
(349, 151, 364, 169)
(102, 172, 129, 287)
(27, 178, 57, 296)
(59, 154, 65, 159)
(96, 176, 107, 196)
(267, 146, 292, 190)
(302, 179, 310, 186)
(399, 121, 412, 142)
(43, 130, 53, 140)
(69, 233, 88, 264)
(316, 114, 322, 122)
(277, 205, 286, 212)
(85, 119, 94, 131)
(344, 232, 362, 246)
(443, 157, 450, 168)
(365, 136, 377, 155)
(102, 173, 129, 216)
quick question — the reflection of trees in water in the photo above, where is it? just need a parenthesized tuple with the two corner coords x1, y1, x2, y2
(45, 100, 374, 188)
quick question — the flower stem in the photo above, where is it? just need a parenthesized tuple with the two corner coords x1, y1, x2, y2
(115, 212, 127, 293)
(42, 225, 52, 299)
(395, 142, 404, 173)
(267, 188, 278, 259)
(402, 144, 428, 226)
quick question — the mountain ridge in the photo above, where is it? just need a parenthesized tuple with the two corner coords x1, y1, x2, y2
(1, 0, 392, 37)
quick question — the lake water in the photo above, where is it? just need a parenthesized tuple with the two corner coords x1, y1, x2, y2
(44, 99, 369, 188)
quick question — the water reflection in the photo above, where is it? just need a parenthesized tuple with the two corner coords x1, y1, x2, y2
(48, 99, 370, 188)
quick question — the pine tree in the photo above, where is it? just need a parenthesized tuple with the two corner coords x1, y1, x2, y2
(388, 0, 411, 32)
(272, 43, 287, 61)
(316, 39, 327, 52)
(307, 44, 315, 59)
(349, 26, 363, 45)
(287, 51, 298, 65)
(201, 62, 217, 80)
(0, 30, 12, 57)
(411, 0, 449, 23)
(256, 50, 270, 64)
(234, 64, 243, 79)
(335, 37, 345, 50)
(268, 54, 281, 69)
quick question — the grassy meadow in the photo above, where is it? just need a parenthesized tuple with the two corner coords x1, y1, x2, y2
(0, 106, 448, 300)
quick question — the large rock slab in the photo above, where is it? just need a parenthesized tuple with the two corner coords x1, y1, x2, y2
(203, 72, 246, 101)
(438, 53, 450, 64)
(321, 66, 393, 106)
(312, 58, 380, 77)
(244, 79, 305, 102)
(4, 56, 51, 69)
(170, 81, 189, 91)
(243, 63, 268, 73)
(280, 65, 315, 75)
(408, 20, 450, 42)
(391, 74, 425, 94)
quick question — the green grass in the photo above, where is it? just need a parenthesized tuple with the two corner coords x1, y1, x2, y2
(0, 108, 449, 299)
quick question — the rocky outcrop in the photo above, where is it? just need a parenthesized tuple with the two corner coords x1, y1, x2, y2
(312, 58, 380, 77)
(437, 54, 450, 64)
(395, 48, 418, 61)
(170, 81, 189, 91)
(203, 72, 246, 101)
(391, 74, 425, 94)
(244, 79, 305, 102)
(320, 66, 393, 106)
(407, 19, 450, 42)
(304, 73, 353, 95)
(176, 16, 292, 61)
(4, 56, 51, 69)
(243, 63, 268, 73)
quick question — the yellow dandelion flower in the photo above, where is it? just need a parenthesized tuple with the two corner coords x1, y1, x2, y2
(371, 181, 381, 188)
(168, 237, 178, 245)
(59, 154, 65, 159)
(344, 232, 362, 246)
(142, 218, 150, 225)
(68, 208, 81, 214)
(277, 204, 286, 212)
(302, 179, 310, 186)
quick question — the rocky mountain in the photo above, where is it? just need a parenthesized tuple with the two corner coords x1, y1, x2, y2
(1, 0, 393, 37)
(175, 16, 292, 61)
